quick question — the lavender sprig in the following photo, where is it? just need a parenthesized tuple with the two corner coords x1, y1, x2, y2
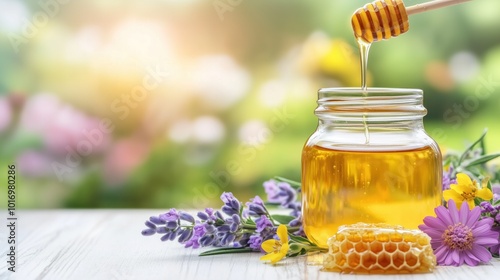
(141, 180, 315, 256)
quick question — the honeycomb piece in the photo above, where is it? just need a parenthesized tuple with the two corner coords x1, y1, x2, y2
(323, 223, 436, 274)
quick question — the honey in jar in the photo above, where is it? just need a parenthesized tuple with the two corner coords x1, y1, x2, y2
(301, 88, 442, 248)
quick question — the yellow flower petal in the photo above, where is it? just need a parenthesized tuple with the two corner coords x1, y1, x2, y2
(280, 243, 289, 255)
(277, 224, 288, 244)
(261, 239, 277, 253)
(476, 187, 493, 201)
(443, 189, 464, 207)
(260, 252, 277, 261)
(453, 173, 474, 193)
(466, 199, 475, 210)
(260, 252, 286, 264)
(270, 252, 286, 264)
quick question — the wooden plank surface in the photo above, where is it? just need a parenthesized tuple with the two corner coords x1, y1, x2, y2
(0, 210, 499, 280)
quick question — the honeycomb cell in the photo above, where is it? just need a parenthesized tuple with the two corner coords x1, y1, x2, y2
(392, 252, 404, 268)
(377, 233, 390, 242)
(340, 241, 354, 253)
(347, 233, 362, 242)
(390, 233, 403, 242)
(323, 223, 436, 274)
(398, 243, 410, 252)
(384, 243, 397, 253)
(354, 242, 368, 253)
(370, 242, 383, 254)
(362, 232, 375, 242)
(347, 253, 361, 268)
(361, 252, 377, 269)
(405, 251, 418, 267)
(378, 252, 391, 268)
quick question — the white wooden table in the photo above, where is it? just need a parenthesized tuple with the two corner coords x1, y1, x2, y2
(1, 210, 499, 280)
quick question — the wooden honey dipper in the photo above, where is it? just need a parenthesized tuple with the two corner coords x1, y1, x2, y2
(352, 0, 473, 43)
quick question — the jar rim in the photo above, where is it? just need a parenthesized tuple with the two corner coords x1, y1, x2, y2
(318, 87, 423, 98)
(315, 87, 426, 121)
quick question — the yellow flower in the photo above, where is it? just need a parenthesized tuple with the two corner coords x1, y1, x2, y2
(443, 173, 493, 209)
(260, 224, 289, 264)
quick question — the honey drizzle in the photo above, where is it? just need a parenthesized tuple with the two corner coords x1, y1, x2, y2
(357, 38, 371, 144)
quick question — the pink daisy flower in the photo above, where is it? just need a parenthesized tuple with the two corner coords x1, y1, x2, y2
(419, 199, 499, 266)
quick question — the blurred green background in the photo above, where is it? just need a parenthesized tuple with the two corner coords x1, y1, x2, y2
(1, 0, 499, 209)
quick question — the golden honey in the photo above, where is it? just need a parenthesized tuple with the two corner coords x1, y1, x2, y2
(302, 144, 442, 248)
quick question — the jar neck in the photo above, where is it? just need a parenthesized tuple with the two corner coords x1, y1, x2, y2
(315, 88, 426, 130)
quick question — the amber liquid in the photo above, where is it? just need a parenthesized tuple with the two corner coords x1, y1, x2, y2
(302, 144, 442, 248)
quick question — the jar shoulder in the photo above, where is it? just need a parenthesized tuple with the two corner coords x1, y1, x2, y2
(304, 128, 441, 152)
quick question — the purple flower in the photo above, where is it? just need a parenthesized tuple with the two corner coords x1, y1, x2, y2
(185, 223, 207, 249)
(492, 183, 500, 202)
(419, 199, 499, 266)
(246, 196, 268, 216)
(263, 180, 297, 207)
(220, 192, 241, 216)
(160, 209, 180, 222)
(490, 226, 500, 256)
(442, 167, 457, 191)
(249, 234, 264, 251)
(255, 215, 273, 233)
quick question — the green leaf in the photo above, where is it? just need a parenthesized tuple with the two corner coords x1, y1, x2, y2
(288, 234, 314, 245)
(463, 153, 500, 168)
(458, 129, 487, 165)
(271, 214, 295, 225)
(274, 176, 301, 189)
(199, 247, 254, 256)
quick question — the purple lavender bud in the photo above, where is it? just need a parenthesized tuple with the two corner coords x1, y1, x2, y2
(156, 227, 168, 234)
(264, 180, 281, 204)
(166, 221, 178, 229)
(238, 233, 251, 246)
(221, 233, 236, 246)
(496, 213, 500, 223)
(249, 204, 267, 216)
(141, 228, 156, 236)
(149, 216, 166, 225)
(168, 231, 178, 241)
(200, 235, 215, 247)
(180, 212, 195, 223)
(160, 209, 180, 222)
(248, 234, 263, 250)
(145, 220, 157, 229)
(205, 224, 216, 234)
(215, 211, 224, 220)
(231, 242, 243, 248)
(481, 201, 494, 211)
(255, 215, 273, 233)
(197, 212, 209, 220)
(231, 214, 241, 224)
(217, 225, 231, 232)
(160, 232, 172, 241)
(178, 229, 193, 243)
(220, 192, 236, 204)
(294, 226, 306, 237)
(222, 205, 238, 216)
(230, 200, 241, 211)
(289, 217, 301, 228)
(280, 188, 296, 205)
(230, 223, 239, 232)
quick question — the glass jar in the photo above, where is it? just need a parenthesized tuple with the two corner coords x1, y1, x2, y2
(301, 88, 442, 248)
